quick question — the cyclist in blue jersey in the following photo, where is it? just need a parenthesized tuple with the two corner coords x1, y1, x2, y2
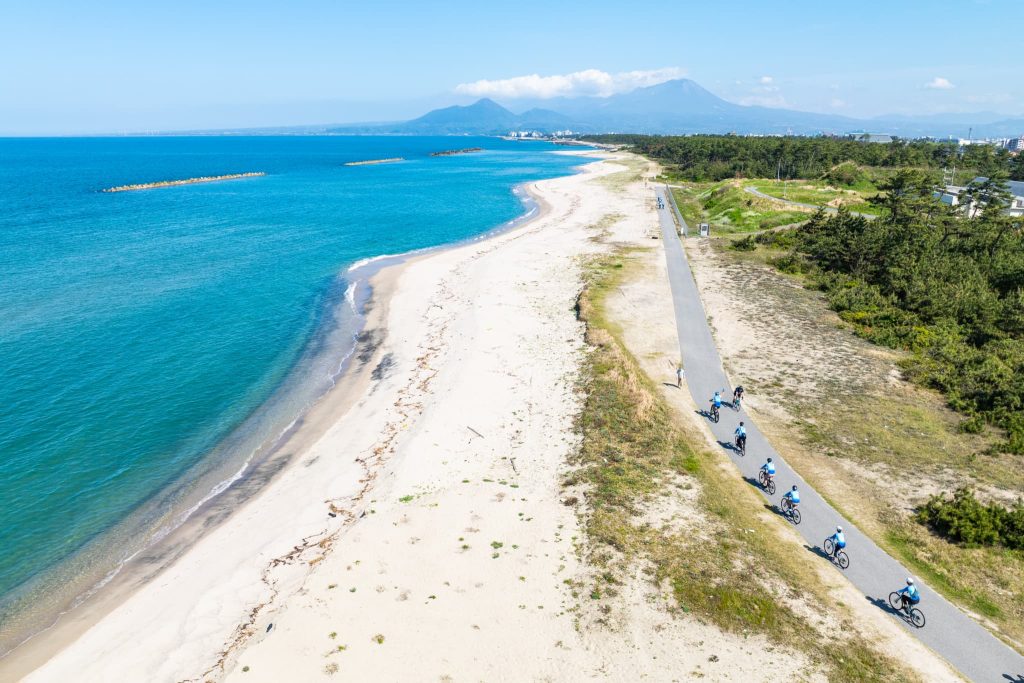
(734, 421, 747, 452)
(783, 485, 800, 506)
(827, 526, 846, 557)
(710, 391, 723, 409)
(897, 578, 921, 611)
(761, 458, 776, 478)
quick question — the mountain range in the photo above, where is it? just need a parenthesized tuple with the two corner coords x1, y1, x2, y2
(327, 79, 1024, 139)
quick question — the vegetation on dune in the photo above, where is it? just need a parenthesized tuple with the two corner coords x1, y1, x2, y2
(570, 249, 915, 681)
(710, 233, 1024, 648)
(917, 488, 1024, 550)
(743, 171, 1024, 455)
(671, 183, 809, 234)
(583, 133, 1013, 184)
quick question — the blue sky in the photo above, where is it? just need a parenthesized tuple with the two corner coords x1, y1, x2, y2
(1, 0, 1021, 134)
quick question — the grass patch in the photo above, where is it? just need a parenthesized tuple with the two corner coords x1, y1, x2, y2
(748, 180, 883, 216)
(671, 181, 810, 234)
(570, 249, 917, 681)
(595, 155, 647, 193)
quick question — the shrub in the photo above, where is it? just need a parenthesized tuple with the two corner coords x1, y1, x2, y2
(916, 488, 1024, 549)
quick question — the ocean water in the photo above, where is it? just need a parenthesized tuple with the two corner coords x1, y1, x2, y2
(0, 136, 588, 651)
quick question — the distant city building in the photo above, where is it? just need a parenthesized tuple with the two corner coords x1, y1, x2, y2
(1007, 137, 1024, 153)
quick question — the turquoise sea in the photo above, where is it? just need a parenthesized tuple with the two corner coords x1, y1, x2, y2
(0, 136, 588, 651)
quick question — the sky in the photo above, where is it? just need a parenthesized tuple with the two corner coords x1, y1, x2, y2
(1, 0, 1022, 134)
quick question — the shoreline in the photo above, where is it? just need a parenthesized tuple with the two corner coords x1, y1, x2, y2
(2, 154, 592, 680)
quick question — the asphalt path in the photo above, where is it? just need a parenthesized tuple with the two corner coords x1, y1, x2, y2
(654, 185, 1024, 683)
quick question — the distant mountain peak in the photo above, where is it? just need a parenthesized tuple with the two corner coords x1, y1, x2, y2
(328, 77, 1024, 138)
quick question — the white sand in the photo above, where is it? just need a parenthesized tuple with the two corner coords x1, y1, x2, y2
(20, 152, 943, 683)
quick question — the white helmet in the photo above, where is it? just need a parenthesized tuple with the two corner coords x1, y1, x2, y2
(906, 577, 914, 585)
(836, 526, 843, 532)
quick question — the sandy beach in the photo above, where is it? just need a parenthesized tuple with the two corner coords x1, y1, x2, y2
(16, 151, 612, 681)
(11, 150, 961, 683)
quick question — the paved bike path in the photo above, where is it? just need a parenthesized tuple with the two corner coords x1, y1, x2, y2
(655, 186, 1024, 683)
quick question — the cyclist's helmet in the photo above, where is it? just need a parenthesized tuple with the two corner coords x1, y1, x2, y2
(791, 485, 798, 491)
(739, 421, 745, 426)
(906, 578, 915, 585)
(767, 457, 773, 463)
(836, 526, 843, 532)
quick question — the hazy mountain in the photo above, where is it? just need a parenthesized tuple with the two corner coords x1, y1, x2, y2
(326, 79, 1022, 138)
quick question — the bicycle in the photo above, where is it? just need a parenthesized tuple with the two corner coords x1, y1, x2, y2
(780, 497, 802, 525)
(732, 395, 742, 411)
(823, 537, 850, 570)
(888, 592, 926, 628)
(757, 470, 776, 495)
(710, 403, 720, 423)
(734, 435, 746, 456)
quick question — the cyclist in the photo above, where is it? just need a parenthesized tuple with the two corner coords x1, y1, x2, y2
(732, 385, 744, 406)
(734, 421, 747, 452)
(783, 485, 800, 508)
(827, 526, 846, 558)
(897, 578, 921, 612)
(760, 457, 776, 480)
(709, 391, 723, 420)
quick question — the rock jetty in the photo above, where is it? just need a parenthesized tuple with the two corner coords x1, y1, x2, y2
(343, 157, 404, 166)
(102, 172, 265, 193)
(429, 147, 483, 157)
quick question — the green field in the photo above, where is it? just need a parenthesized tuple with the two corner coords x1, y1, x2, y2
(671, 182, 811, 234)
(747, 179, 883, 216)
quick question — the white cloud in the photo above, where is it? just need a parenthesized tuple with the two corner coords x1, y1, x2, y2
(830, 98, 847, 108)
(759, 76, 774, 85)
(454, 67, 685, 99)
(925, 77, 954, 90)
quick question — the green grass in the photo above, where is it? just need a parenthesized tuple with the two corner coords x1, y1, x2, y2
(570, 248, 917, 681)
(748, 180, 883, 216)
(671, 182, 810, 234)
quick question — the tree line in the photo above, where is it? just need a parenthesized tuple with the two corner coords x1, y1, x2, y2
(582, 134, 1019, 182)
(743, 171, 1024, 458)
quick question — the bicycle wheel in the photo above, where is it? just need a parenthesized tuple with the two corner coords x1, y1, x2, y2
(790, 508, 802, 525)
(712, 407, 719, 423)
(836, 551, 850, 570)
(888, 592, 902, 611)
(766, 479, 776, 495)
(910, 608, 925, 628)
(824, 538, 835, 556)
(758, 470, 767, 487)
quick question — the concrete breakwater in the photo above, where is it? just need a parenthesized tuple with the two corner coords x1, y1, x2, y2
(429, 147, 482, 157)
(343, 157, 404, 166)
(102, 172, 265, 193)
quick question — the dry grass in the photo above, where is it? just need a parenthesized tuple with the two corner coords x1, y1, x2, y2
(568, 249, 918, 681)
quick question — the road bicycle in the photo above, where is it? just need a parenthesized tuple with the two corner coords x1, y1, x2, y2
(823, 537, 850, 570)
(757, 470, 776, 495)
(710, 403, 720, 423)
(888, 592, 926, 628)
(780, 497, 802, 525)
